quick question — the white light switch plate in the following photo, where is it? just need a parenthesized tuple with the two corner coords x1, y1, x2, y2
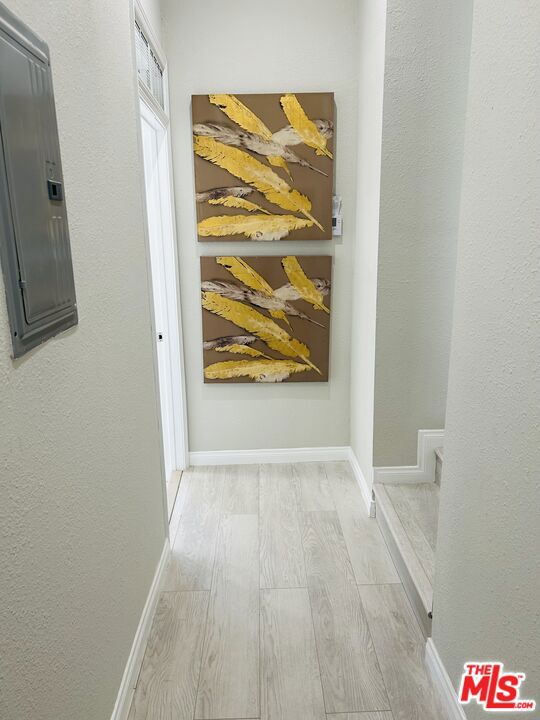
(332, 195, 342, 236)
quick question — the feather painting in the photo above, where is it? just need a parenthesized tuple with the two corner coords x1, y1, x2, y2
(201, 256, 332, 383)
(204, 359, 311, 383)
(281, 256, 330, 313)
(192, 92, 334, 241)
(280, 94, 333, 159)
(197, 214, 314, 241)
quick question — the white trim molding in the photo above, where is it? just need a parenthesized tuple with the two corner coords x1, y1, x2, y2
(347, 448, 376, 517)
(425, 638, 467, 720)
(110, 539, 170, 720)
(189, 446, 350, 466)
(373, 429, 444, 484)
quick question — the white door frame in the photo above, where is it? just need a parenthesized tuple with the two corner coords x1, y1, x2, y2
(140, 100, 188, 475)
(130, 1, 189, 495)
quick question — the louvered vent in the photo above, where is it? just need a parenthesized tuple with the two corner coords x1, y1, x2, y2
(135, 21, 164, 110)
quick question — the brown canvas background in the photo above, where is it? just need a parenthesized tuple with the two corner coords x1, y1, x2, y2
(192, 93, 334, 241)
(201, 256, 332, 382)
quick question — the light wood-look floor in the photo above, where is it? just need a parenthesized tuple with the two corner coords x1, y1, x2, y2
(129, 462, 450, 720)
(166, 470, 182, 521)
(384, 482, 440, 585)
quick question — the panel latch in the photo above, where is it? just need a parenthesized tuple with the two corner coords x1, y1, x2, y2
(47, 179, 63, 201)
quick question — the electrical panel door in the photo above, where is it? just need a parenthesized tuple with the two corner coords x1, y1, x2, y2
(0, 2, 77, 357)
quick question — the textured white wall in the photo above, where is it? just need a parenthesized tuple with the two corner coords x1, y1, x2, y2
(349, 0, 387, 484)
(373, 0, 473, 466)
(162, 0, 359, 452)
(0, 2, 166, 719)
(432, 1, 540, 715)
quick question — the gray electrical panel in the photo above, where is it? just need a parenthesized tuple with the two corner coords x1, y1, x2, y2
(0, 2, 77, 358)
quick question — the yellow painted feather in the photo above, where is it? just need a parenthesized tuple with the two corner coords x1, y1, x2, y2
(208, 94, 291, 176)
(204, 359, 311, 382)
(198, 214, 314, 241)
(216, 256, 273, 295)
(281, 256, 330, 314)
(267, 155, 292, 177)
(268, 309, 290, 328)
(215, 256, 290, 327)
(201, 291, 321, 373)
(213, 343, 273, 359)
(280, 94, 333, 159)
(208, 196, 270, 214)
(193, 136, 323, 230)
(209, 94, 274, 139)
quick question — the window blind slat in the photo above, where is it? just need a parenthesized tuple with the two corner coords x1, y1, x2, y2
(135, 21, 164, 110)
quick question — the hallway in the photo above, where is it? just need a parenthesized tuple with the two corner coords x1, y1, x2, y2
(0, 0, 538, 717)
(128, 462, 449, 719)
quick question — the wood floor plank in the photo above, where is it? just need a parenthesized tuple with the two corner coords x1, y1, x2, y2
(327, 713, 394, 720)
(260, 588, 326, 720)
(359, 584, 450, 720)
(301, 510, 356, 587)
(338, 509, 400, 585)
(260, 464, 306, 589)
(221, 464, 259, 514)
(325, 460, 365, 510)
(293, 462, 335, 511)
(195, 514, 259, 719)
(325, 460, 398, 585)
(163, 466, 224, 591)
(403, 483, 440, 550)
(301, 512, 389, 714)
(128, 591, 208, 720)
(385, 485, 435, 584)
(308, 583, 390, 714)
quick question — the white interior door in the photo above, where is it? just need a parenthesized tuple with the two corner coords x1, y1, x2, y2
(140, 100, 186, 483)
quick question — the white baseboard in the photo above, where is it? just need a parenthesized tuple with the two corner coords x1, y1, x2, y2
(373, 429, 444, 484)
(347, 447, 376, 517)
(425, 638, 467, 720)
(110, 539, 170, 720)
(189, 445, 350, 466)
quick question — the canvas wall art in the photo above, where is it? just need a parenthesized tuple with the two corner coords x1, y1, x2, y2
(201, 256, 332, 383)
(192, 93, 334, 241)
